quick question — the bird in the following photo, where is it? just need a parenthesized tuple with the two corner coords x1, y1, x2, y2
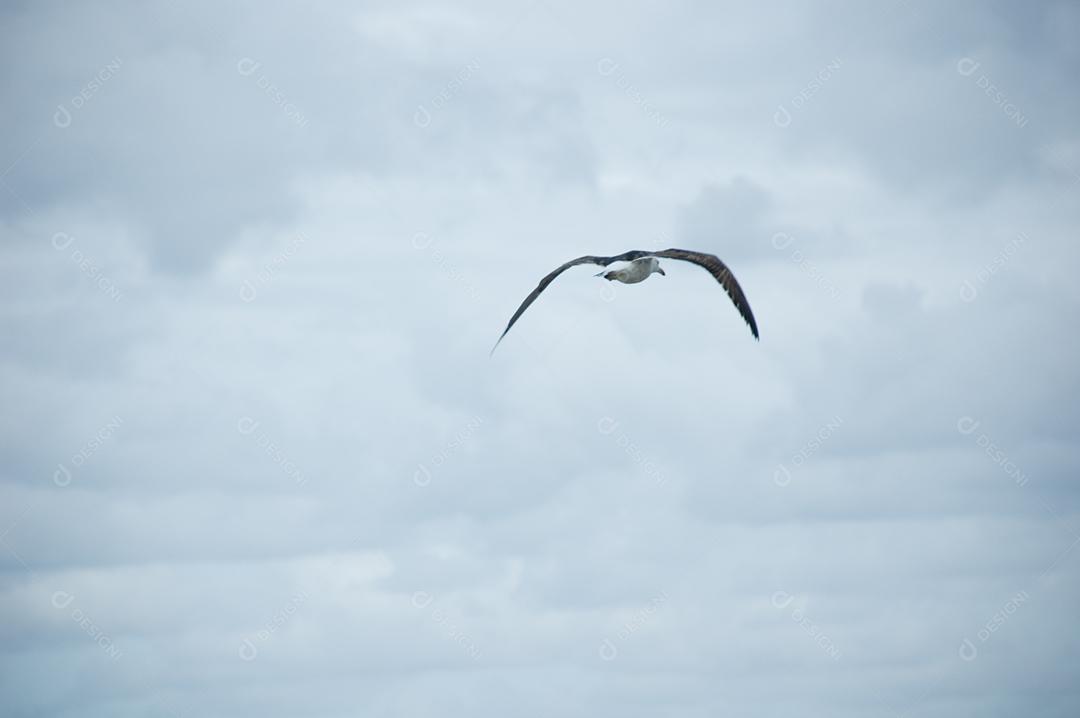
(491, 248, 758, 354)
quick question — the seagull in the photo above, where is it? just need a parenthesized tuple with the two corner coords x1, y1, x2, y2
(491, 248, 758, 354)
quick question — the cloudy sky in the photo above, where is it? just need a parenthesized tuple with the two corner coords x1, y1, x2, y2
(1, 0, 1078, 715)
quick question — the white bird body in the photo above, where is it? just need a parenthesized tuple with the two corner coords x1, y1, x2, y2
(598, 257, 665, 284)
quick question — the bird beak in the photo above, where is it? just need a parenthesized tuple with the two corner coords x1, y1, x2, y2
(658, 268, 666, 276)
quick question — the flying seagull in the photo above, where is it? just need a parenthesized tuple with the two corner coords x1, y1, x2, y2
(491, 248, 758, 353)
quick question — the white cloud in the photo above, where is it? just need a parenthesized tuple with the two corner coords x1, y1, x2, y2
(1, 1, 1078, 716)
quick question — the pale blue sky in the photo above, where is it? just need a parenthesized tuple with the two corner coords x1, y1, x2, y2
(1, 1, 1078, 716)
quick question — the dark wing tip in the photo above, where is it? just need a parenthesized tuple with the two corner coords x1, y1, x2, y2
(490, 331, 507, 356)
(738, 298, 760, 341)
(655, 248, 760, 341)
(742, 300, 760, 340)
(490, 255, 613, 355)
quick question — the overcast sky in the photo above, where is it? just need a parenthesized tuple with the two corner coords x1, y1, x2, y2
(1, 1, 1078, 716)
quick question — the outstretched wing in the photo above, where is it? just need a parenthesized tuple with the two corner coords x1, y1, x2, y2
(652, 248, 759, 339)
(491, 254, 627, 354)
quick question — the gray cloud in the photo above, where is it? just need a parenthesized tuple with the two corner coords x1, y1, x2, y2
(1, 1, 1078, 716)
